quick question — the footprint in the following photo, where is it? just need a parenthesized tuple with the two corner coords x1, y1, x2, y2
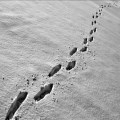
(83, 38, 88, 44)
(34, 83, 53, 101)
(94, 20, 96, 24)
(66, 60, 76, 70)
(93, 27, 97, 33)
(5, 92, 28, 120)
(88, 36, 94, 42)
(96, 15, 98, 18)
(104, 5, 106, 7)
(80, 46, 88, 52)
(101, 5, 104, 8)
(92, 15, 94, 19)
(48, 64, 62, 77)
(89, 29, 93, 35)
(69, 47, 77, 56)
(92, 21, 94, 25)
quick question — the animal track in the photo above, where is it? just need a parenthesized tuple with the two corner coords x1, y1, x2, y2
(34, 83, 53, 101)
(69, 47, 77, 56)
(66, 60, 76, 70)
(93, 27, 97, 33)
(96, 15, 98, 18)
(89, 29, 93, 35)
(80, 46, 88, 52)
(94, 20, 96, 24)
(92, 21, 94, 25)
(83, 38, 88, 44)
(48, 64, 62, 77)
(5, 91, 28, 120)
(89, 36, 94, 42)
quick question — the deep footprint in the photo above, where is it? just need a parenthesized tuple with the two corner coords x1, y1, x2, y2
(5, 92, 28, 120)
(94, 20, 96, 24)
(92, 21, 94, 25)
(34, 83, 53, 101)
(93, 28, 97, 32)
(80, 46, 88, 52)
(83, 38, 88, 44)
(69, 47, 77, 56)
(89, 29, 93, 35)
(66, 60, 76, 70)
(96, 15, 98, 18)
(89, 36, 94, 42)
(48, 64, 62, 77)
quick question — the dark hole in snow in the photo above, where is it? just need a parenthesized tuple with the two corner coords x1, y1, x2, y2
(5, 92, 28, 120)
(34, 83, 53, 101)
(66, 60, 76, 70)
(48, 64, 62, 77)
(69, 47, 77, 56)
(80, 46, 88, 52)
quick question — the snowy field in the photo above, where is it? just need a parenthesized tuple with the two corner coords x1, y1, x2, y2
(0, 1, 120, 120)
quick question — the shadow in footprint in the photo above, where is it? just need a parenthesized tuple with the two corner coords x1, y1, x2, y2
(34, 83, 53, 101)
(92, 15, 94, 19)
(96, 15, 98, 18)
(5, 92, 28, 120)
(80, 46, 88, 52)
(89, 29, 93, 35)
(92, 21, 94, 25)
(83, 38, 88, 44)
(66, 60, 76, 70)
(48, 64, 62, 77)
(69, 47, 77, 56)
(94, 20, 96, 24)
(89, 36, 94, 42)
(93, 28, 97, 33)
(104, 5, 106, 8)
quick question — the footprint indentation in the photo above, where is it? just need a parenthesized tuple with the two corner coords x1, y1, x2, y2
(92, 21, 94, 25)
(89, 29, 93, 35)
(80, 46, 88, 52)
(93, 28, 97, 33)
(94, 20, 96, 24)
(34, 83, 53, 101)
(5, 92, 28, 120)
(83, 38, 88, 44)
(48, 64, 62, 77)
(66, 60, 76, 70)
(89, 36, 94, 42)
(69, 47, 77, 56)
(96, 15, 98, 18)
